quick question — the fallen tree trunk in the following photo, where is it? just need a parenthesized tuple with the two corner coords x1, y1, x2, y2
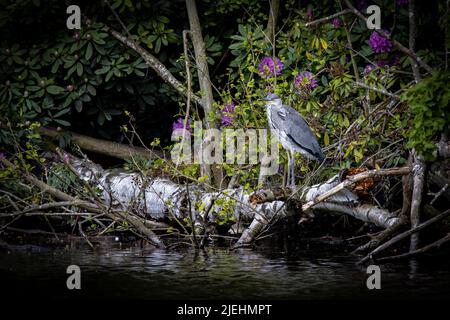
(1, 152, 411, 248)
(0, 157, 166, 249)
(61, 154, 408, 246)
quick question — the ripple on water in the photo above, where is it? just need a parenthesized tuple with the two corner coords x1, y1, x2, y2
(1, 247, 450, 299)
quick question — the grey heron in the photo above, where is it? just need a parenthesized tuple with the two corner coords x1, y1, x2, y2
(262, 93, 325, 187)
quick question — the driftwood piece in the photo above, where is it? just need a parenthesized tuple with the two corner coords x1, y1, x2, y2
(359, 208, 450, 264)
(376, 232, 450, 262)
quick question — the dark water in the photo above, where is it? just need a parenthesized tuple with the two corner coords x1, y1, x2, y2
(1, 245, 450, 299)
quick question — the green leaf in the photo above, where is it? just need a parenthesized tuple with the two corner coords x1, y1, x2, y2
(95, 66, 110, 75)
(66, 64, 77, 77)
(85, 43, 93, 60)
(105, 71, 113, 82)
(229, 43, 241, 50)
(54, 119, 70, 126)
(46, 85, 64, 95)
(27, 86, 41, 92)
(76, 63, 83, 76)
(320, 38, 328, 50)
(135, 62, 148, 69)
(80, 94, 91, 102)
(134, 69, 145, 77)
(324, 132, 330, 146)
(75, 100, 83, 112)
(97, 112, 105, 125)
(51, 60, 61, 73)
(155, 38, 161, 53)
(354, 149, 363, 163)
(53, 107, 70, 118)
(93, 38, 106, 45)
(94, 43, 106, 55)
(87, 85, 96, 96)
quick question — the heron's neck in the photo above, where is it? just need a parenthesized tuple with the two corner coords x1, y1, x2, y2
(271, 101, 282, 108)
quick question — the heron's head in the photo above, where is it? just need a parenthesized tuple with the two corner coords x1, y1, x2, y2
(260, 93, 281, 107)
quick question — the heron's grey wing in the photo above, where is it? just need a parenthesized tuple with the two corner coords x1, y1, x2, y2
(271, 105, 325, 161)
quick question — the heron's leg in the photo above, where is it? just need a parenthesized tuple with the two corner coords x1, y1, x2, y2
(290, 150, 296, 188)
(285, 151, 291, 187)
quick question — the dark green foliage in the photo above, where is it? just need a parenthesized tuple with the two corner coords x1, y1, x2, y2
(402, 72, 450, 160)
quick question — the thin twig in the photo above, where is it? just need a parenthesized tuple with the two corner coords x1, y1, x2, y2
(354, 82, 400, 99)
(305, 9, 352, 27)
(376, 232, 450, 262)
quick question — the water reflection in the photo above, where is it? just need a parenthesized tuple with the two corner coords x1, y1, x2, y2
(1, 246, 449, 299)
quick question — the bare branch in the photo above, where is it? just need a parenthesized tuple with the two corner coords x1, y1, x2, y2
(305, 9, 352, 27)
(376, 232, 450, 262)
(302, 167, 411, 211)
(106, 27, 205, 108)
(359, 208, 450, 264)
(38, 126, 166, 161)
(354, 82, 401, 100)
(408, 0, 421, 81)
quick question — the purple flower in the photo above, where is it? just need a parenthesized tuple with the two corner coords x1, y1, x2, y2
(258, 57, 283, 78)
(331, 18, 342, 28)
(295, 71, 318, 90)
(221, 103, 236, 127)
(0, 152, 4, 159)
(375, 60, 389, 68)
(390, 54, 400, 66)
(306, 6, 313, 20)
(364, 60, 389, 74)
(223, 103, 235, 114)
(369, 30, 393, 53)
(396, 0, 408, 5)
(172, 117, 192, 136)
(364, 64, 376, 74)
(63, 153, 69, 162)
(345, 55, 351, 64)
